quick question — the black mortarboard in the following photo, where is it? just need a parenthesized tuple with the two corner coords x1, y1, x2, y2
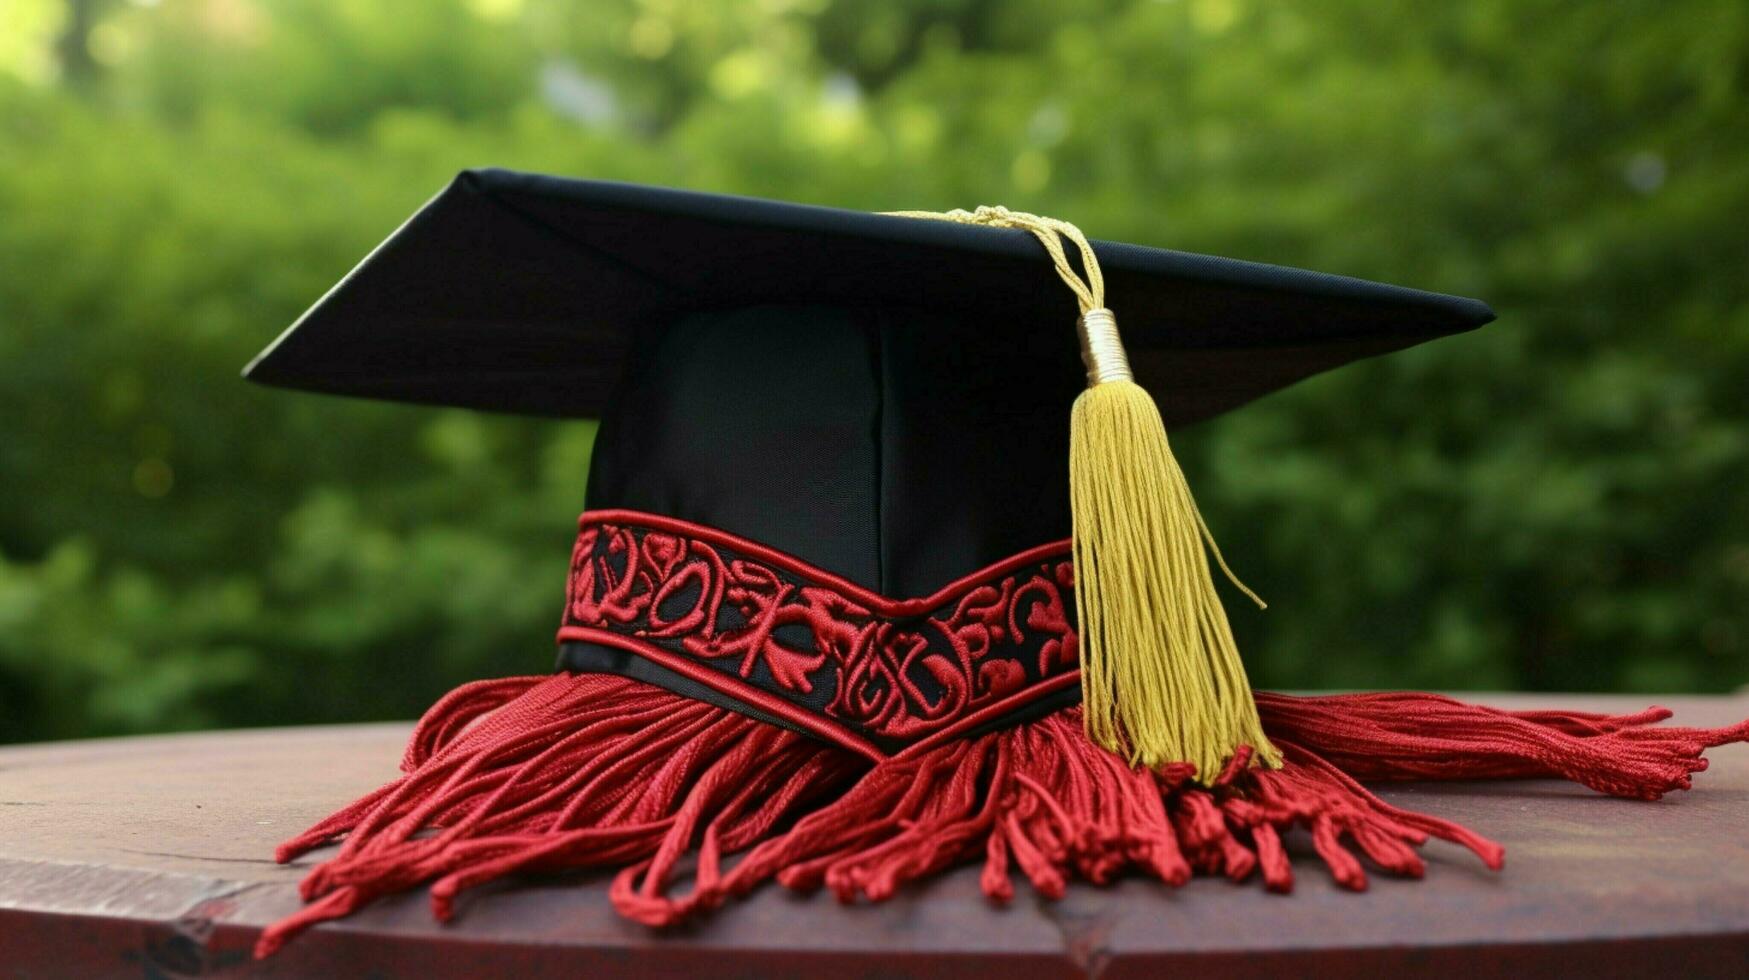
(250, 172, 1749, 955)
(245, 168, 1491, 429)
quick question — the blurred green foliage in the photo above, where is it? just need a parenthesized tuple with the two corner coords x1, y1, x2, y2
(2, 0, 1745, 743)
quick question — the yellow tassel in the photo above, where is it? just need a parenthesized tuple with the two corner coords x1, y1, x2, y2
(885, 206, 1279, 777)
(1071, 311, 1279, 773)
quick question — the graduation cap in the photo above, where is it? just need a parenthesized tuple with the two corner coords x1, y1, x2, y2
(254, 171, 1744, 956)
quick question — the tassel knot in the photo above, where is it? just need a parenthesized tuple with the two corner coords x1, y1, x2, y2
(1077, 308, 1132, 384)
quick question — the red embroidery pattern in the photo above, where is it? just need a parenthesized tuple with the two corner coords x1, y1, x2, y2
(558, 511, 1079, 754)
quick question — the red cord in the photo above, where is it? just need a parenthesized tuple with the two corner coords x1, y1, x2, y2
(258, 675, 1747, 956)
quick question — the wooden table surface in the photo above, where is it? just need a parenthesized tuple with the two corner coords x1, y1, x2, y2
(1, 693, 1745, 979)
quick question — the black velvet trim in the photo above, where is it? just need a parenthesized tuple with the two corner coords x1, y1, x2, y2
(555, 640, 819, 743)
(957, 683, 1084, 743)
(556, 639, 1084, 756)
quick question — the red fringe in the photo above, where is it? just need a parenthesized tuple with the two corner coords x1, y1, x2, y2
(256, 676, 1748, 956)
(257, 674, 862, 956)
(1255, 691, 1747, 799)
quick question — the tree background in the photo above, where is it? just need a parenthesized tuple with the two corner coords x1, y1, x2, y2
(2, 0, 1745, 743)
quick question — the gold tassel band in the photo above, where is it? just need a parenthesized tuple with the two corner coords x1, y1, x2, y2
(1077, 308, 1132, 385)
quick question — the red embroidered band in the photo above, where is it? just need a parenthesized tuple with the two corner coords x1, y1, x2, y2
(556, 510, 1080, 761)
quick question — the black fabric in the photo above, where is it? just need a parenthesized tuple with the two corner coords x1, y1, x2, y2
(245, 168, 1495, 428)
(556, 640, 819, 742)
(586, 305, 885, 590)
(584, 303, 1078, 596)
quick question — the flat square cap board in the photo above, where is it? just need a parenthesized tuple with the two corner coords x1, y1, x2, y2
(243, 168, 1494, 426)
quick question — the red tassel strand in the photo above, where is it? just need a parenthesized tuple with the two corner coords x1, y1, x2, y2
(254, 673, 859, 957)
(259, 677, 1747, 957)
(611, 715, 1511, 926)
(1256, 691, 1749, 799)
